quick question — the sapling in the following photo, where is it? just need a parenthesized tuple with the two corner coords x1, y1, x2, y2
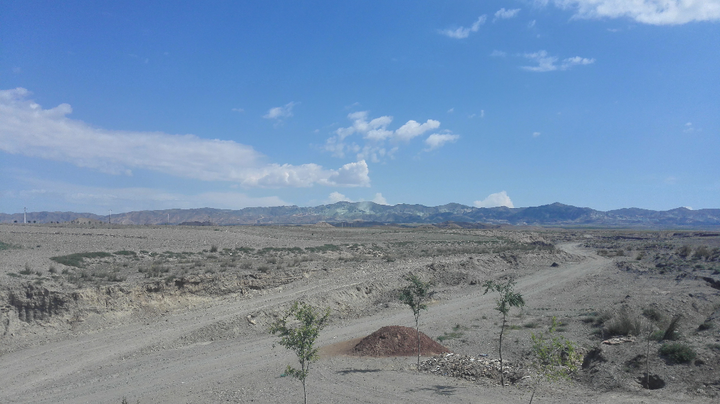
(483, 278, 525, 387)
(270, 301, 330, 404)
(399, 273, 433, 368)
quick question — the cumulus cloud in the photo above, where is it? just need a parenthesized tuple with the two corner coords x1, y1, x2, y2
(324, 191, 388, 205)
(328, 191, 351, 203)
(395, 119, 441, 142)
(424, 133, 460, 151)
(474, 191, 515, 208)
(521, 50, 595, 72)
(545, 0, 720, 25)
(263, 101, 297, 120)
(372, 193, 388, 205)
(0, 88, 368, 188)
(438, 15, 487, 38)
(494, 8, 521, 21)
(325, 111, 448, 162)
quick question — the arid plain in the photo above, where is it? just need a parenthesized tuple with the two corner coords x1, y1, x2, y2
(1, 223, 719, 403)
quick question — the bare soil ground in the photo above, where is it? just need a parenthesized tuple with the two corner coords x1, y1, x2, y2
(0, 224, 719, 403)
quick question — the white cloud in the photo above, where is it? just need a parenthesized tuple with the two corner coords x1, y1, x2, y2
(0, 88, 368, 188)
(372, 193, 388, 205)
(324, 191, 388, 205)
(474, 191, 515, 208)
(438, 15, 487, 38)
(2, 178, 289, 213)
(424, 133, 460, 151)
(521, 50, 595, 72)
(325, 111, 446, 162)
(395, 119, 441, 142)
(263, 101, 297, 120)
(533, 131, 542, 137)
(528, 19, 537, 28)
(546, 0, 720, 25)
(494, 8, 521, 21)
(328, 191, 351, 203)
(490, 50, 507, 57)
(447, 107, 455, 113)
(231, 107, 244, 113)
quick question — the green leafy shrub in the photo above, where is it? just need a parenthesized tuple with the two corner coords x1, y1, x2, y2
(530, 317, 580, 404)
(659, 343, 696, 364)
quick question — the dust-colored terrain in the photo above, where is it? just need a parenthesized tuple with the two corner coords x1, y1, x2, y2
(0, 223, 719, 403)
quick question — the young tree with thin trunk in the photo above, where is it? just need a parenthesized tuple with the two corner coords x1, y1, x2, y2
(269, 301, 330, 404)
(399, 273, 433, 369)
(483, 278, 525, 387)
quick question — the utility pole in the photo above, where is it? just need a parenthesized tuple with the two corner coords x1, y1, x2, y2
(109, 209, 112, 224)
(24, 207, 27, 224)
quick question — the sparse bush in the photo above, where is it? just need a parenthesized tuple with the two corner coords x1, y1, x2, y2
(659, 342, 696, 364)
(662, 314, 682, 341)
(437, 324, 466, 342)
(50, 252, 113, 268)
(114, 250, 137, 256)
(210, 245, 218, 253)
(642, 308, 664, 323)
(677, 245, 692, 258)
(604, 307, 642, 337)
(529, 317, 580, 404)
(693, 246, 711, 260)
(698, 320, 714, 331)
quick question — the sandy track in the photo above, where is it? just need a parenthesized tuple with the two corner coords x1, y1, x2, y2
(0, 243, 711, 403)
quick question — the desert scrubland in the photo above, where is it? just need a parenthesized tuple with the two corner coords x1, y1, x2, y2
(0, 223, 719, 403)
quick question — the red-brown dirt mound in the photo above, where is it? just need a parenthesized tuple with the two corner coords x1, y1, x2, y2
(351, 325, 451, 357)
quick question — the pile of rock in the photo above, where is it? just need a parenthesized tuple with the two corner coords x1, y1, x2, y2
(418, 353, 522, 384)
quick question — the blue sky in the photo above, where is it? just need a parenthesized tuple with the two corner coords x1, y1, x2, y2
(1, 0, 719, 214)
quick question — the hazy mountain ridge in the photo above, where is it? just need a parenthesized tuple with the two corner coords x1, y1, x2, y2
(2, 202, 720, 228)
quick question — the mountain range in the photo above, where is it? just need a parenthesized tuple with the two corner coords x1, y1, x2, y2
(2, 202, 720, 229)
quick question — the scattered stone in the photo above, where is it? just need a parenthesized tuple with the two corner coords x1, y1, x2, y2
(602, 336, 635, 345)
(418, 353, 524, 384)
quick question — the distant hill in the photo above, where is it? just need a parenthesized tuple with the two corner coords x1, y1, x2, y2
(1, 202, 719, 229)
